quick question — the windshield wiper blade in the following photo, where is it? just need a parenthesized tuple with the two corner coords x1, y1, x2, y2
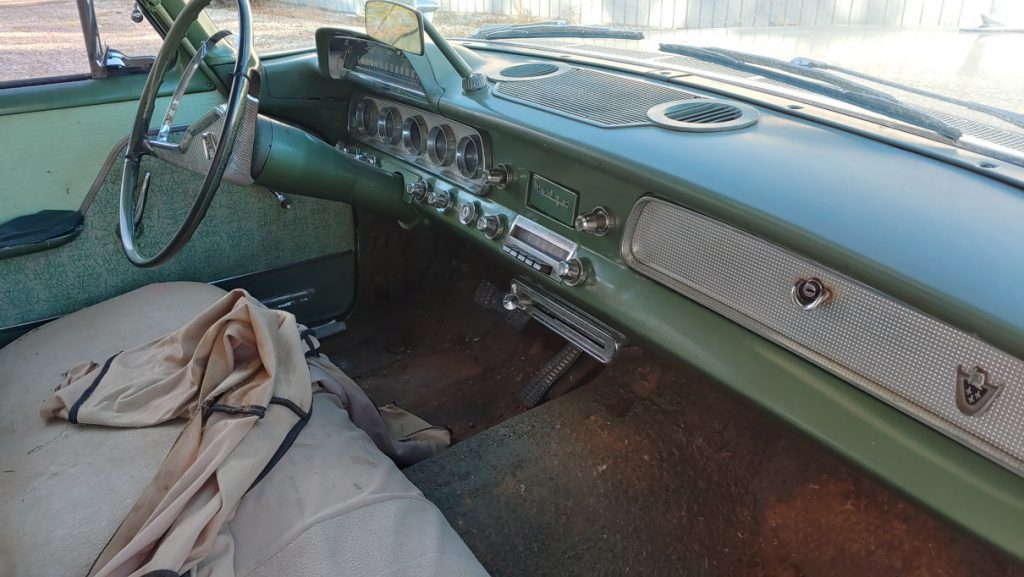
(659, 44, 962, 141)
(791, 57, 1024, 131)
(471, 22, 644, 41)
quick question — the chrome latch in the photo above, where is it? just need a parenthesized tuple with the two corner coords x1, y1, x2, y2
(791, 277, 831, 310)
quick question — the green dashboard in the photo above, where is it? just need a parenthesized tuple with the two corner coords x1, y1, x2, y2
(245, 33, 1024, 560)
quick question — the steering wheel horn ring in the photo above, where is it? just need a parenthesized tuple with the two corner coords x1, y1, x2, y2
(118, 0, 256, 268)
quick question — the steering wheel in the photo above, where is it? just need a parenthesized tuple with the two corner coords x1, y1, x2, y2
(119, 0, 256, 268)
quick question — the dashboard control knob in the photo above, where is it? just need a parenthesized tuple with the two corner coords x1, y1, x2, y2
(458, 202, 480, 226)
(407, 179, 431, 202)
(574, 207, 613, 236)
(555, 258, 588, 286)
(476, 214, 505, 239)
(502, 293, 532, 311)
(484, 164, 512, 190)
(427, 189, 454, 212)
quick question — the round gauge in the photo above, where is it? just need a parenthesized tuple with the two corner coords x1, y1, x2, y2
(456, 135, 484, 179)
(427, 124, 456, 166)
(402, 115, 427, 156)
(354, 99, 378, 138)
(377, 107, 403, 145)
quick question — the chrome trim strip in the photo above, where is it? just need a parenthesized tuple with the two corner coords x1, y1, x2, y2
(511, 279, 624, 363)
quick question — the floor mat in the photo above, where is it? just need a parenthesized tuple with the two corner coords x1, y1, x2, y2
(406, 347, 1024, 577)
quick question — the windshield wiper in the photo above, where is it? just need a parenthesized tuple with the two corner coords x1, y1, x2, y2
(791, 57, 1024, 131)
(659, 44, 962, 141)
(471, 21, 644, 41)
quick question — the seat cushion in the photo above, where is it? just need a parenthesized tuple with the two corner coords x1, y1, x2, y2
(0, 282, 488, 577)
(0, 282, 229, 577)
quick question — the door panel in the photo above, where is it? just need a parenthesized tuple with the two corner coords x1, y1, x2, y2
(0, 140, 355, 330)
(0, 87, 223, 222)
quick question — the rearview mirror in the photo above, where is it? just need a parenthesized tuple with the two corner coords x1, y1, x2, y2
(364, 1, 425, 55)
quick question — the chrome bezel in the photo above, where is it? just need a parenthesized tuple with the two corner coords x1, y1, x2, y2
(402, 114, 428, 156)
(377, 106, 403, 145)
(503, 215, 578, 281)
(427, 124, 456, 166)
(456, 135, 484, 179)
(354, 98, 379, 138)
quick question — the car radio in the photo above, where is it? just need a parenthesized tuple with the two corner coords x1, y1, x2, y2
(501, 216, 579, 281)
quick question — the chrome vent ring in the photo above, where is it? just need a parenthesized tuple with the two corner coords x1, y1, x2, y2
(648, 99, 758, 132)
(489, 62, 568, 82)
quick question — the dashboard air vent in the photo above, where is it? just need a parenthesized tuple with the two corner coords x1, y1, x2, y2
(647, 99, 758, 132)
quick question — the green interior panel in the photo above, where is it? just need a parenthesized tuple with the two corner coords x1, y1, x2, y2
(0, 151, 355, 329)
(0, 90, 225, 223)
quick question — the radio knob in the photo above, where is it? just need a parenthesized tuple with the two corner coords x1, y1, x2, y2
(476, 214, 505, 239)
(555, 258, 588, 286)
(574, 207, 613, 236)
(484, 164, 512, 190)
(458, 202, 480, 226)
(407, 179, 430, 202)
(427, 189, 453, 212)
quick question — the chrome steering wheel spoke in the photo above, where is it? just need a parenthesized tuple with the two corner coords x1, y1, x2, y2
(117, 0, 254, 268)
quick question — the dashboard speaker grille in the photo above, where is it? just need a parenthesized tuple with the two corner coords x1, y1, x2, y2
(494, 67, 701, 127)
(622, 197, 1024, 478)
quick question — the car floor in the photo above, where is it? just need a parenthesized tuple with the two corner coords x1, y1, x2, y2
(321, 227, 1023, 577)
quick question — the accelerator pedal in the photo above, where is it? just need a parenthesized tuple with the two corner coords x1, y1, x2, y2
(520, 343, 583, 408)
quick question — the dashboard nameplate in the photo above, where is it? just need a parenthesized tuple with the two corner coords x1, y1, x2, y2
(527, 174, 578, 227)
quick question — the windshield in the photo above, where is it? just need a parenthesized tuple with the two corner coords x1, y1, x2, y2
(214, 0, 1023, 142)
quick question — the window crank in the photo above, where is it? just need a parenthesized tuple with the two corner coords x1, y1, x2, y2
(270, 190, 292, 210)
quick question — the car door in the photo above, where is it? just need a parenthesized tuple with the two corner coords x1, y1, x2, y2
(0, 0, 357, 346)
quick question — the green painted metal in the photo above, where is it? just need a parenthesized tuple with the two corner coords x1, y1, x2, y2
(252, 116, 413, 220)
(0, 72, 213, 117)
(0, 90, 225, 223)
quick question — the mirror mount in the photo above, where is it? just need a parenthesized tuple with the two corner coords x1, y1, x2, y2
(365, 0, 486, 95)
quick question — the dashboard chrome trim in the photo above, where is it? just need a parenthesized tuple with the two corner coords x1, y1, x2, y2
(348, 94, 492, 194)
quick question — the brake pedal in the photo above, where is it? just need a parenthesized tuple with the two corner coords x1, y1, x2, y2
(520, 343, 583, 408)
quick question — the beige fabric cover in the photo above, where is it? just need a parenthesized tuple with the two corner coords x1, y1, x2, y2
(0, 282, 487, 577)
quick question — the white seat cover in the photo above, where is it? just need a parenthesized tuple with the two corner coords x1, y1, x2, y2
(0, 282, 487, 577)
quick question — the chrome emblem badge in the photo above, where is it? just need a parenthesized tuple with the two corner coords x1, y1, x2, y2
(956, 366, 1001, 416)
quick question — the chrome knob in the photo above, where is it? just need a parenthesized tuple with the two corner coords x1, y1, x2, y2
(427, 189, 453, 212)
(574, 207, 613, 236)
(407, 179, 430, 202)
(484, 164, 512, 190)
(555, 258, 588, 286)
(476, 214, 505, 239)
(458, 202, 480, 226)
(502, 293, 532, 311)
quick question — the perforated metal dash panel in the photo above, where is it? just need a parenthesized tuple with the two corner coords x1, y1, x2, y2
(622, 197, 1024, 476)
(494, 67, 700, 127)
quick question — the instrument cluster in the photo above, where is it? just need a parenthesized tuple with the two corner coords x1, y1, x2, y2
(348, 94, 491, 193)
